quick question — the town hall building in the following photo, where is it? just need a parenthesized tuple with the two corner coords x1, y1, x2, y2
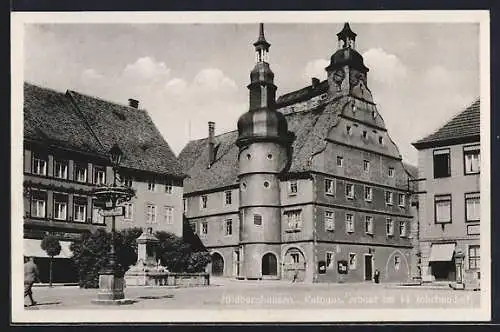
(178, 23, 417, 283)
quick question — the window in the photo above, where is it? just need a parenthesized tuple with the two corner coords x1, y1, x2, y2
(365, 216, 374, 234)
(201, 195, 208, 209)
(346, 125, 352, 135)
(54, 160, 68, 179)
(386, 218, 394, 236)
(345, 214, 354, 233)
(291, 253, 300, 263)
(225, 191, 232, 205)
(288, 180, 298, 195)
(435, 194, 452, 223)
(325, 179, 335, 195)
(124, 203, 133, 221)
(285, 210, 302, 230)
(363, 160, 370, 172)
(399, 221, 407, 237)
(465, 192, 480, 222)
(325, 211, 335, 231)
(468, 245, 480, 270)
(254, 214, 263, 226)
(433, 149, 451, 178)
(122, 176, 133, 188)
(164, 206, 174, 224)
(92, 200, 105, 224)
(394, 256, 401, 270)
(165, 179, 173, 194)
(94, 167, 106, 185)
(398, 193, 406, 207)
(388, 167, 394, 177)
(225, 219, 232, 236)
(31, 191, 46, 218)
(32, 153, 47, 176)
(201, 221, 208, 236)
(464, 145, 480, 174)
(337, 156, 344, 167)
(362, 130, 367, 139)
(189, 221, 197, 233)
(147, 180, 156, 192)
(364, 186, 373, 202)
(73, 197, 87, 222)
(146, 204, 157, 224)
(385, 191, 393, 205)
(326, 252, 334, 268)
(75, 163, 88, 183)
(345, 183, 354, 199)
(183, 199, 187, 213)
(53, 195, 68, 220)
(379, 136, 383, 145)
(349, 253, 357, 269)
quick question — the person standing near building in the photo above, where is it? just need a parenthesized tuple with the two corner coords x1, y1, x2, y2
(24, 256, 39, 307)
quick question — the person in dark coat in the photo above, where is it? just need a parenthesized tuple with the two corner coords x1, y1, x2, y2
(24, 256, 39, 307)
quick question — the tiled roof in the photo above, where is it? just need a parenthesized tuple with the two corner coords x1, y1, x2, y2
(276, 79, 329, 106)
(178, 99, 345, 194)
(412, 98, 480, 148)
(24, 82, 184, 177)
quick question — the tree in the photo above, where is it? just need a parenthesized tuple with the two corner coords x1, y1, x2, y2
(40, 234, 61, 287)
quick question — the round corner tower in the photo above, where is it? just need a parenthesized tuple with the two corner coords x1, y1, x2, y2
(236, 23, 295, 280)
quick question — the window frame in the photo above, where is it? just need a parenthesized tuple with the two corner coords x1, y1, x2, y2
(254, 214, 263, 226)
(288, 180, 298, 196)
(225, 219, 233, 236)
(345, 183, 354, 200)
(468, 245, 480, 270)
(164, 179, 173, 194)
(398, 193, 406, 207)
(399, 220, 408, 237)
(385, 191, 394, 206)
(201, 221, 208, 236)
(434, 194, 452, 224)
(433, 148, 451, 179)
(364, 215, 374, 235)
(388, 167, 394, 177)
(75, 163, 88, 183)
(363, 160, 370, 173)
(92, 199, 105, 225)
(147, 179, 156, 192)
(326, 251, 335, 268)
(164, 206, 174, 225)
(53, 195, 68, 221)
(394, 255, 401, 270)
(386, 218, 394, 237)
(337, 156, 344, 167)
(54, 159, 69, 179)
(325, 211, 335, 232)
(124, 202, 134, 221)
(224, 190, 232, 206)
(285, 210, 302, 230)
(324, 178, 335, 196)
(364, 186, 373, 202)
(93, 167, 106, 185)
(463, 144, 480, 175)
(201, 195, 208, 209)
(348, 253, 357, 270)
(465, 192, 480, 222)
(345, 213, 354, 233)
(146, 204, 157, 224)
(32, 153, 48, 176)
(73, 197, 87, 223)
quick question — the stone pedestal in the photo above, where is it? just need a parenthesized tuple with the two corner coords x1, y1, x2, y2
(91, 272, 135, 305)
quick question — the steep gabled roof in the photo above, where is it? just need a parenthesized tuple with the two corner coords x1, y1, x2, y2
(24, 82, 184, 178)
(412, 98, 480, 149)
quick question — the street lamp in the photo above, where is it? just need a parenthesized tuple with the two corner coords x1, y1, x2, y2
(91, 144, 135, 305)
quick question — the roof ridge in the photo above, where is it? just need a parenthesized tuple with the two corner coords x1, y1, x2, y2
(67, 89, 148, 113)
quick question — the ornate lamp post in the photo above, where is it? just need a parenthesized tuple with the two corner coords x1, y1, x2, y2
(92, 144, 135, 305)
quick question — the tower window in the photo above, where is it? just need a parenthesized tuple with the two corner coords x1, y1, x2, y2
(288, 180, 298, 195)
(362, 130, 368, 139)
(246, 153, 251, 160)
(267, 153, 273, 160)
(337, 156, 344, 167)
(254, 214, 262, 226)
(346, 125, 352, 135)
(284, 210, 302, 230)
(363, 160, 370, 173)
(379, 136, 383, 145)
(201, 195, 208, 209)
(264, 181, 270, 188)
(388, 167, 395, 177)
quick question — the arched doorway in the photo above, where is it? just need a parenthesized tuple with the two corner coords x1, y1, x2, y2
(283, 248, 306, 282)
(211, 252, 224, 276)
(262, 253, 278, 276)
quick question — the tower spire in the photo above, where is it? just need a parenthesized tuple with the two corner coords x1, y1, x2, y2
(254, 23, 270, 62)
(337, 22, 357, 49)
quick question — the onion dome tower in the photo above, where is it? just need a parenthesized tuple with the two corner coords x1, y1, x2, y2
(235, 23, 294, 280)
(325, 22, 373, 103)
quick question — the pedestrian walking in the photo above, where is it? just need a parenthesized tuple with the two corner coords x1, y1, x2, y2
(24, 256, 39, 307)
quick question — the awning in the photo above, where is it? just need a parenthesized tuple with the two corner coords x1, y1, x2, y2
(429, 243, 456, 262)
(24, 239, 73, 258)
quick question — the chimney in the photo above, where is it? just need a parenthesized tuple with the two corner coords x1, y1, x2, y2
(311, 77, 320, 88)
(128, 98, 139, 109)
(208, 121, 215, 166)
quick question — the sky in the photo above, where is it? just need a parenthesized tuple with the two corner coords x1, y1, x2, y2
(23, 22, 479, 165)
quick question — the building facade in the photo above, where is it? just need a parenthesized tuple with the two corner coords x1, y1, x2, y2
(178, 23, 417, 283)
(412, 99, 480, 284)
(23, 83, 185, 283)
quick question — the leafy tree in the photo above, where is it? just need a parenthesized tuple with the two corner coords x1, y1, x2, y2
(40, 234, 61, 287)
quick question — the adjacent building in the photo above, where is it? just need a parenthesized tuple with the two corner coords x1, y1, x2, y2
(179, 23, 417, 283)
(23, 83, 185, 283)
(412, 99, 480, 284)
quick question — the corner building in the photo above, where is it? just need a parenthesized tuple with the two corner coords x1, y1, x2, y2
(179, 23, 417, 283)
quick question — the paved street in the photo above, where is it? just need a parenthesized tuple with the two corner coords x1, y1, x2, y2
(24, 278, 480, 310)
